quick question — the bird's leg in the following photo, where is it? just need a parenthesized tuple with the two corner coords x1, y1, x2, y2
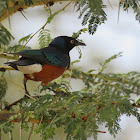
(23, 78, 30, 97)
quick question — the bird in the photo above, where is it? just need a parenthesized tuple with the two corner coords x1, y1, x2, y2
(5, 36, 86, 96)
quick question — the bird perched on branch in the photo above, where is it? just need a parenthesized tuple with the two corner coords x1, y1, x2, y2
(5, 36, 86, 96)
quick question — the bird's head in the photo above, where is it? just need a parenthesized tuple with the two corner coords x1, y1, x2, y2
(50, 36, 86, 54)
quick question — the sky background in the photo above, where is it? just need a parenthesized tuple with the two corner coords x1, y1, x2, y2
(1, 0, 140, 139)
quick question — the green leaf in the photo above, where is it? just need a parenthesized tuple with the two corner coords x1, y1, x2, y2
(18, 34, 32, 45)
(120, 0, 140, 23)
(38, 29, 52, 48)
(0, 23, 14, 47)
(71, 60, 80, 65)
(136, 98, 140, 104)
(99, 52, 122, 72)
(77, 0, 107, 34)
(72, 28, 88, 39)
(0, 1, 7, 14)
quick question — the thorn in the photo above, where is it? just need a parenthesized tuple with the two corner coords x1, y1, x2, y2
(18, 8, 28, 21)
(97, 130, 106, 133)
(6, 3, 11, 29)
(117, 2, 121, 24)
(20, 11, 28, 21)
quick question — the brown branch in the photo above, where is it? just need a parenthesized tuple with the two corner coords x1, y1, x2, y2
(118, 1, 121, 23)
(0, 0, 74, 22)
(0, 66, 15, 71)
(37, 116, 44, 129)
(97, 130, 106, 133)
(107, 0, 113, 9)
(131, 103, 140, 108)
(63, 70, 131, 87)
(0, 102, 139, 123)
(28, 123, 34, 140)
(0, 53, 19, 60)
(20, 119, 22, 140)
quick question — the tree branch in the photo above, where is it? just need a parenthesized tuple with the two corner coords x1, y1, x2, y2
(0, 53, 19, 60)
(0, 102, 139, 122)
(28, 123, 34, 140)
(0, 66, 15, 71)
(0, 0, 74, 22)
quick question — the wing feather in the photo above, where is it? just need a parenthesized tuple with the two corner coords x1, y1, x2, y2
(14, 47, 70, 67)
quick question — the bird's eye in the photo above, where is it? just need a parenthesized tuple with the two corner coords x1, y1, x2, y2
(70, 40, 74, 44)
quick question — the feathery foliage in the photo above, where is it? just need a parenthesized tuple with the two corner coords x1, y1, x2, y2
(77, 0, 107, 34)
(0, 0, 140, 140)
(0, 0, 140, 36)
(120, 0, 140, 22)
(6, 34, 31, 53)
(0, 23, 14, 50)
(38, 29, 52, 48)
(18, 34, 32, 45)
(1, 53, 140, 139)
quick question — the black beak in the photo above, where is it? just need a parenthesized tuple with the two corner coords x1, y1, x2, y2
(76, 40, 86, 46)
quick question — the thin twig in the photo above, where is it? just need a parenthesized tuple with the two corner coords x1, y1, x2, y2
(125, 0, 128, 12)
(0, 0, 75, 22)
(67, 64, 73, 91)
(0, 66, 15, 71)
(37, 116, 43, 129)
(0, 53, 19, 60)
(0, 103, 140, 123)
(117, 1, 121, 23)
(23, 1, 72, 48)
(20, 120, 22, 140)
(48, 5, 52, 16)
(107, 0, 113, 9)
(1, 76, 36, 100)
(28, 123, 35, 140)
(50, 115, 56, 125)
(97, 130, 106, 133)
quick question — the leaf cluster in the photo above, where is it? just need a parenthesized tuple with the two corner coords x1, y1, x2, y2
(3, 34, 31, 53)
(38, 29, 52, 48)
(0, 1, 140, 139)
(120, 0, 140, 22)
(76, 0, 107, 34)
(1, 53, 140, 140)
(0, 23, 14, 50)
(0, 0, 140, 38)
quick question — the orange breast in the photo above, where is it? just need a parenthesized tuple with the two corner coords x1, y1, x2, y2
(24, 64, 66, 85)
